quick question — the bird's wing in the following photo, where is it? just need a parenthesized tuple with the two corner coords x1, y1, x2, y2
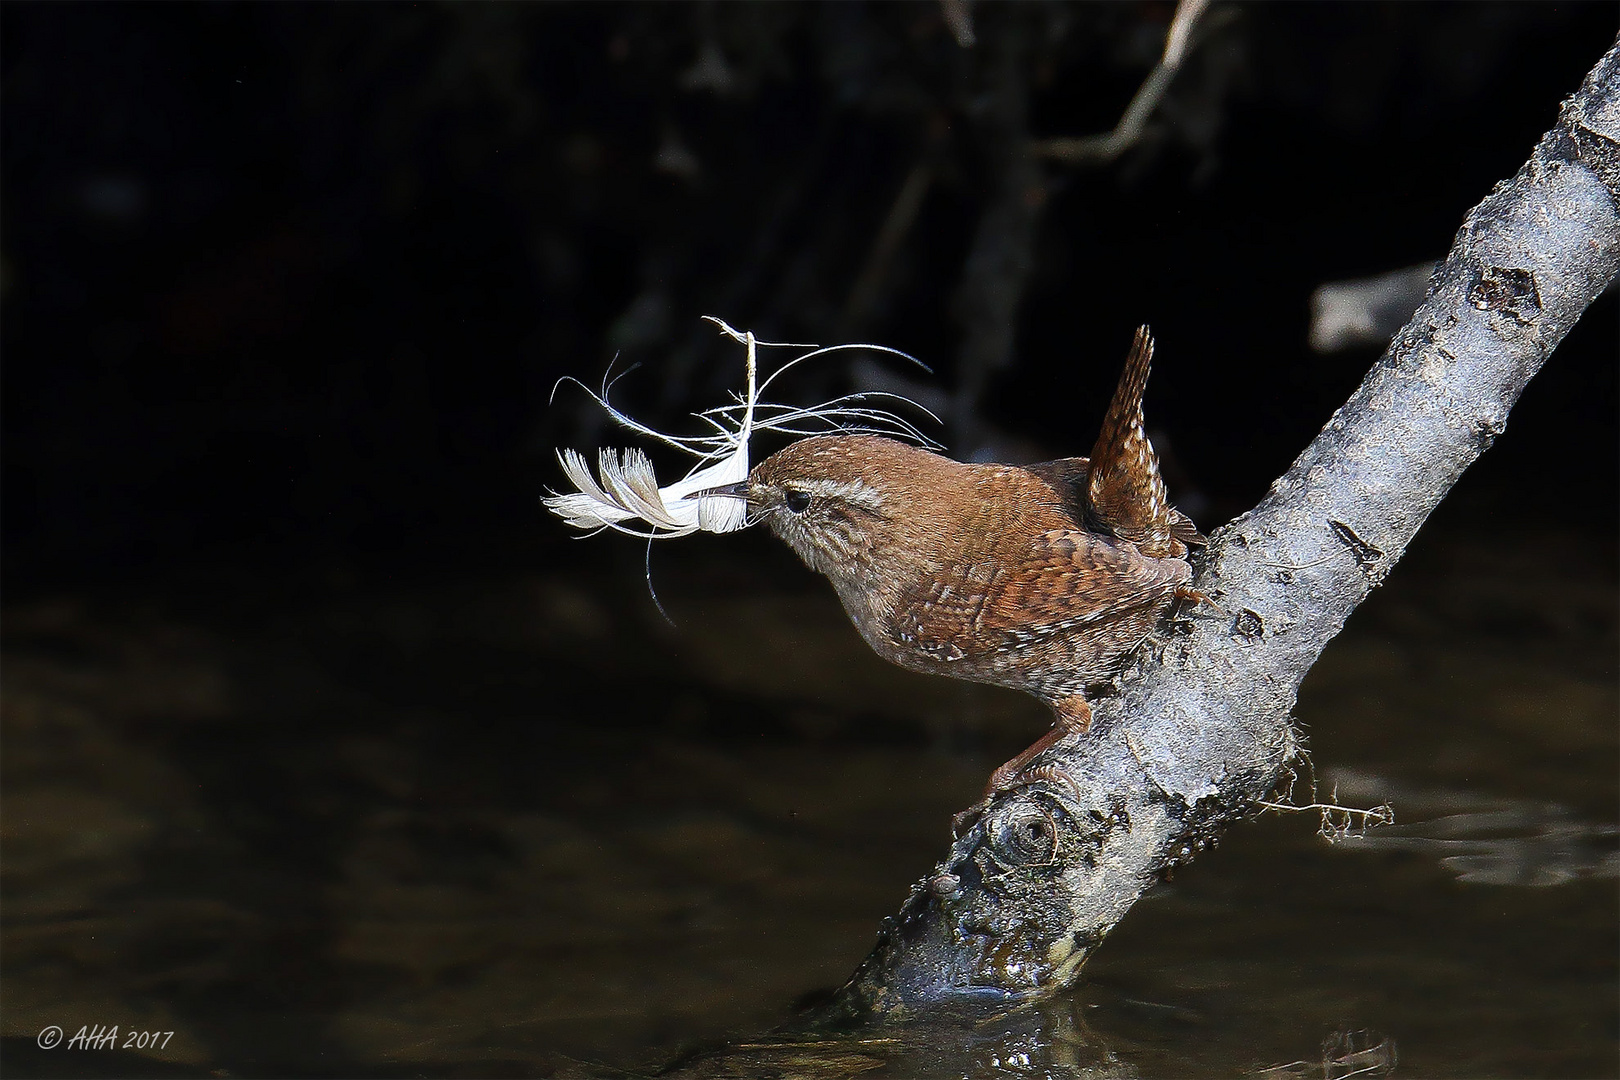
(894, 528, 1191, 657)
(1022, 456, 1090, 519)
(1168, 508, 1205, 548)
(1029, 452, 1203, 553)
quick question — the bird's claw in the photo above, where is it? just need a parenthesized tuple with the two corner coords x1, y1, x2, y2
(950, 761, 1084, 838)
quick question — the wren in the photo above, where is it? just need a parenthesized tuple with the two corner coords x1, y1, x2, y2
(710, 327, 1202, 794)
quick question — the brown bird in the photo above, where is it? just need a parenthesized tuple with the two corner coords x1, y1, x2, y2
(707, 327, 1202, 794)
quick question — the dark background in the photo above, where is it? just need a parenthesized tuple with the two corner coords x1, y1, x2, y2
(3, 2, 1615, 595)
(2, 4, 1616, 1077)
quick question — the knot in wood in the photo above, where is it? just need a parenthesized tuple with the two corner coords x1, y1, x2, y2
(1232, 608, 1264, 640)
(1468, 266, 1541, 323)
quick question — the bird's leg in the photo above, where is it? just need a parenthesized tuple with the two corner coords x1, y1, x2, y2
(984, 695, 1091, 795)
(952, 697, 1092, 836)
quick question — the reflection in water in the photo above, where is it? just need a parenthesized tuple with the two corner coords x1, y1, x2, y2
(0, 524, 1614, 1076)
(1327, 768, 1619, 887)
(1256, 1029, 1397, 1080)
(661, 1005, 1137, 1078)
(656, 1003, 1402, 1078)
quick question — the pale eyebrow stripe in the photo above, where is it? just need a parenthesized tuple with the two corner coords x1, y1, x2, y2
(792, 478, 886, 511)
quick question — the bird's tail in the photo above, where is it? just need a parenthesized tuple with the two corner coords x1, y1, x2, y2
(1084, 326, 1201, 558)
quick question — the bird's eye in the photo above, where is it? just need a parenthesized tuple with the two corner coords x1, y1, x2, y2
(784, 489, 812, 514)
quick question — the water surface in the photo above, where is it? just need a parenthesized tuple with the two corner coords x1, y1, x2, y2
(2, 521, 1614, 1077)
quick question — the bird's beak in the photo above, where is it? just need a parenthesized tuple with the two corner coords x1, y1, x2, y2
(690, 480, 751, 500)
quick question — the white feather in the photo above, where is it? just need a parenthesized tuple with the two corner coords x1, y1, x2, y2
(542, 317, 936, 539)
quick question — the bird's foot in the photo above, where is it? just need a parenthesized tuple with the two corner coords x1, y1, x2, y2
(1173, 584, 1217, 611)
(950, 802, 987, 838)
(951, 698, 1092, 837)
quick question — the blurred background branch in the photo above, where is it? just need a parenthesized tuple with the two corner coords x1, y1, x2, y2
(1033, 0, 1213, 167)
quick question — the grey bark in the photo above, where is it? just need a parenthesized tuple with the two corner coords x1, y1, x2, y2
(814, 37, 1620, 1022)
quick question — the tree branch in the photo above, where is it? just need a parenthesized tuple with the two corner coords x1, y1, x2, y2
(1032, 0, 1211, 167)
(815, 35, 1620, 1022)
